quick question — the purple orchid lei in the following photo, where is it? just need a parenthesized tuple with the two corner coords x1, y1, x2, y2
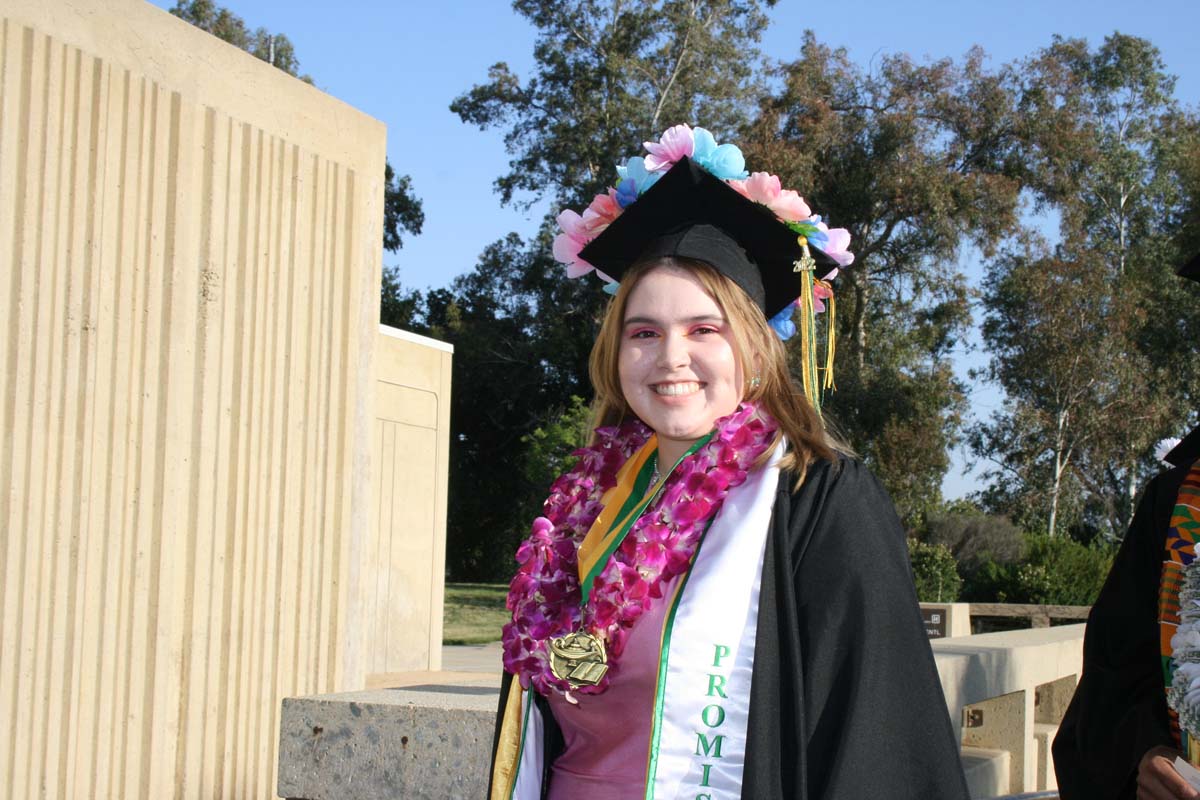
(502, 401, 778, 698)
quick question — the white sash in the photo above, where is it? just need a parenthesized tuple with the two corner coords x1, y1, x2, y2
(511, 688, 544, 799)
(644, 446, 779, 799)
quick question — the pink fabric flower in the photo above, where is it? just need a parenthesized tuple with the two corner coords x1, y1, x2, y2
(553, 209, 597, 278)
(553, 201, 625, 280)
(771, 189, 812, 222)
(643, 124, 695, 172)
(817, 222, 855, 267)
(581, 190, 621, 237)
(730, 172, 813, 221)
(813, 281, 833, 313)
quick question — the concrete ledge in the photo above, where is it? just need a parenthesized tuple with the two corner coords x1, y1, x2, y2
(277, 687, 498, 800)
(932, 624, 1084, 739)
(279, 630, 1085, 798)
(962, 746, 1011, 798)
(932, 625, 1083, 795)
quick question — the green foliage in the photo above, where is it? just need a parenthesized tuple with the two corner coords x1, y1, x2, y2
(922, 508, 1023, 572)
(384, 163, 425, 254)
(379, 267, 423, 329)
(169, 0, 311, 81)
(961, 533, 1113, 605)
(907, 540, 962, 603)
(522, 396, 594, 491)
(959, 557, 1015, 603)
(379, 165, 426, 327)
(969, 250, 1168, 537)
(744, 36, 1024, 525)
(1019, 533, 1114, 605)
(972, 33, 1198, 540)
(451, 0, 773, 209)
(429, 22, 1196, 576)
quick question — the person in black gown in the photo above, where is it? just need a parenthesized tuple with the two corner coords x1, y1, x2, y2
(1053, 253, 1200, 800)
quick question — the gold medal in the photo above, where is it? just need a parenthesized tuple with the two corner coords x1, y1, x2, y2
(548, 631, 609, 688)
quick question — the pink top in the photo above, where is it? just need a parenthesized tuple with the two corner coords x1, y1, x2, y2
(546, 574, 682, 799)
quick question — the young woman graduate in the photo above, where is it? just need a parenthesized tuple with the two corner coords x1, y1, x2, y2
(488, 125, 969, 800)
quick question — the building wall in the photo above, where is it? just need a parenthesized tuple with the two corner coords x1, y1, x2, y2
(0, 0, 386, 797)
(366, 326, 452, 676)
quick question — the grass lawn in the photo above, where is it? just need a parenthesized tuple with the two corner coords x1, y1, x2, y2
(443, 582, 509, 645)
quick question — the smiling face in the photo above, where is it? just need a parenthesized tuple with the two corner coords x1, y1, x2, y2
(618, 265, 745, 467)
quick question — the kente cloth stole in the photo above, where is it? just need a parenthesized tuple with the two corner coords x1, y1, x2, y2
(492, 447, 782, 800)
(1159, 459, 1200, 752)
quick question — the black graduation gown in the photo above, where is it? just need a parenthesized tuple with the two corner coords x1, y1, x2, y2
(490, 456, 970, 799)
(1052, 430, 1200, 800)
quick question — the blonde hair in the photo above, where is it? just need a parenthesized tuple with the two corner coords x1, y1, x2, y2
(589, 257, 840, 484)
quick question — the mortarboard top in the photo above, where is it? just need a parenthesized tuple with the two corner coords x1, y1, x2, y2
(578, 157, 837, 319)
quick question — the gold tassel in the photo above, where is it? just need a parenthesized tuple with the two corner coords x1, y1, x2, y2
(820, 282, 837, 392)
(794, 238, 821, 414)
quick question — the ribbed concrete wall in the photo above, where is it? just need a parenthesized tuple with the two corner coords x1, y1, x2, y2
(0, 1, 385, 797)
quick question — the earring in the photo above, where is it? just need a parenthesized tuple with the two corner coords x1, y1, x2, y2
(748, 375, 762, 389)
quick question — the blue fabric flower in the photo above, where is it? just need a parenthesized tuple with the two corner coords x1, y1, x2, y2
(602, 281, 620, 296)
(615, 177, 639, 208)
(616, 157, 662, 196)
(692, 128, 718, 164)
(692, 127, 748, 180)
(790, 216, 829, 249)
(768, 305, 797, 340)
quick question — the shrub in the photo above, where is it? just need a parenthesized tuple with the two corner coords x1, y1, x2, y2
(960, 533, 1113, 605)
(960, 556, 1018, 602)
(907, 539, 963, 602)
(1013, 533, 1113, 605)
(923, 510, 1023, 572)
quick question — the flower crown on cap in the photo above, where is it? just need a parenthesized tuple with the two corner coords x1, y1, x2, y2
(551, 123, 854, 340)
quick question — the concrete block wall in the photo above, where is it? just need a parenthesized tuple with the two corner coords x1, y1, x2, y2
(0, 0, 386, 796)
(365, 326, 453, 676)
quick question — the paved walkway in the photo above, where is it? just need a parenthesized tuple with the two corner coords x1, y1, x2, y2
(364, 642, 503, 690)
(442, 641, 503, 673)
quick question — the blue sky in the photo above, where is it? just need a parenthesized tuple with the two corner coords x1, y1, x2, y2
(148, 0, 1199, 497)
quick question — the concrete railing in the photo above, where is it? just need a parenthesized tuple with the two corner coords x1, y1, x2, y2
(933, 624, 1084, 797)
(920, 602, 1091, 638)
(969, 603, 1090, 629)
(277, 625, 1085, 799)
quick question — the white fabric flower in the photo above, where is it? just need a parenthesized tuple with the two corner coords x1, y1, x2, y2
(1157, 437, 1182, 464)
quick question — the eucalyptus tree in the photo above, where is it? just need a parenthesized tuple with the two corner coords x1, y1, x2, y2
(740, 34, 1025, 525)
(973, 33, 1198, 538)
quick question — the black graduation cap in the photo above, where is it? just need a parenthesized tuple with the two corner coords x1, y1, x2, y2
(578, 156, 837, 318)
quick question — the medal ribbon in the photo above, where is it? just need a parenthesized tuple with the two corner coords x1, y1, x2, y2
(576, 433, 713, 606)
